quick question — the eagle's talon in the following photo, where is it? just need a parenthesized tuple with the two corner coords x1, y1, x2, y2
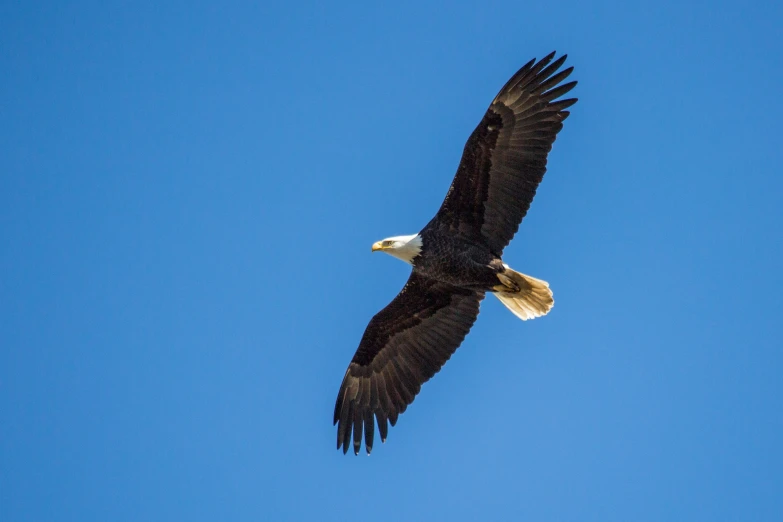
(496, 273, 520, 292)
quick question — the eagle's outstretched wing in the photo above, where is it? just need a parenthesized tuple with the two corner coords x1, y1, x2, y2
(432, 51, 577, 256)
(334, 273, 484, 455)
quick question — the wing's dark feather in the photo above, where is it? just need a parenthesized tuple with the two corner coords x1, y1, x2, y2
(364, 410, 375, 454)
(334, 273, 484, 454)
(512, 51, 556, 91)
(352, 409, 362, 455)
(519, 120, 563, 133)
(378, 411, 389, 442)
(369, 376, 380, 409)
(431, 52, 578, 255)
(358, 378, 370, 417)
(377, 375, 394, 418)
(533, 55, 569, 88)
(547, 98, 578, 111)
(512, 101, 545, 120)
(541, 81, 577, 102)
(337, 384, 356, 452)
(391, 358, 416, 402)
(341, 404, 352, 454)
(533, 65, 572, 94)
(495, 56, 538, 95)
(383, 366, 405, 415)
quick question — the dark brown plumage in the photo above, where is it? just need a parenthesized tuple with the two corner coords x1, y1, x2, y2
(334, 274, 483, 454)
(335, 51, 577, 454)
(435, 52, 576, 256)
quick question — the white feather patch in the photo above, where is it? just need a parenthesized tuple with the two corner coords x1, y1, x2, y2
(382, 234, 423, 264)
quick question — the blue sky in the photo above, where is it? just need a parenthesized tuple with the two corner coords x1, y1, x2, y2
(2, 1, 782, 520)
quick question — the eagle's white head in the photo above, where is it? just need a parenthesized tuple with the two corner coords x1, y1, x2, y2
(371, 234, 423, 264)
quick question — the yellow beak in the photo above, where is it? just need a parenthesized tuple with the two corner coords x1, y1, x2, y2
(371, 241, 384, 252)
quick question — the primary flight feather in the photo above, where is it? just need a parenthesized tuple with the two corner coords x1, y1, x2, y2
(334, 51, 577, 455)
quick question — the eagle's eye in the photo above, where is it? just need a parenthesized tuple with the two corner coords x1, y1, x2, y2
(383, 241, 393, 247)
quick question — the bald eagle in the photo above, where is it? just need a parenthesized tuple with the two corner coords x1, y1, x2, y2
(335, 52, 577, 455)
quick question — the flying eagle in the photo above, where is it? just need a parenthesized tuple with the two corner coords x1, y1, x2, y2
(334, 52, 577, 455)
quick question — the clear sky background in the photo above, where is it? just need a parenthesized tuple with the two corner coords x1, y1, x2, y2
(2, 1, 782, 521)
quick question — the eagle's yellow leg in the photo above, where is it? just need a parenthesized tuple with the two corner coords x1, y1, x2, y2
(493, 272, 521, 293)
(491, 267, 554, 321)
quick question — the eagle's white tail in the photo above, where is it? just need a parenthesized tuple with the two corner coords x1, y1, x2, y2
(492, 267, 554, 321)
